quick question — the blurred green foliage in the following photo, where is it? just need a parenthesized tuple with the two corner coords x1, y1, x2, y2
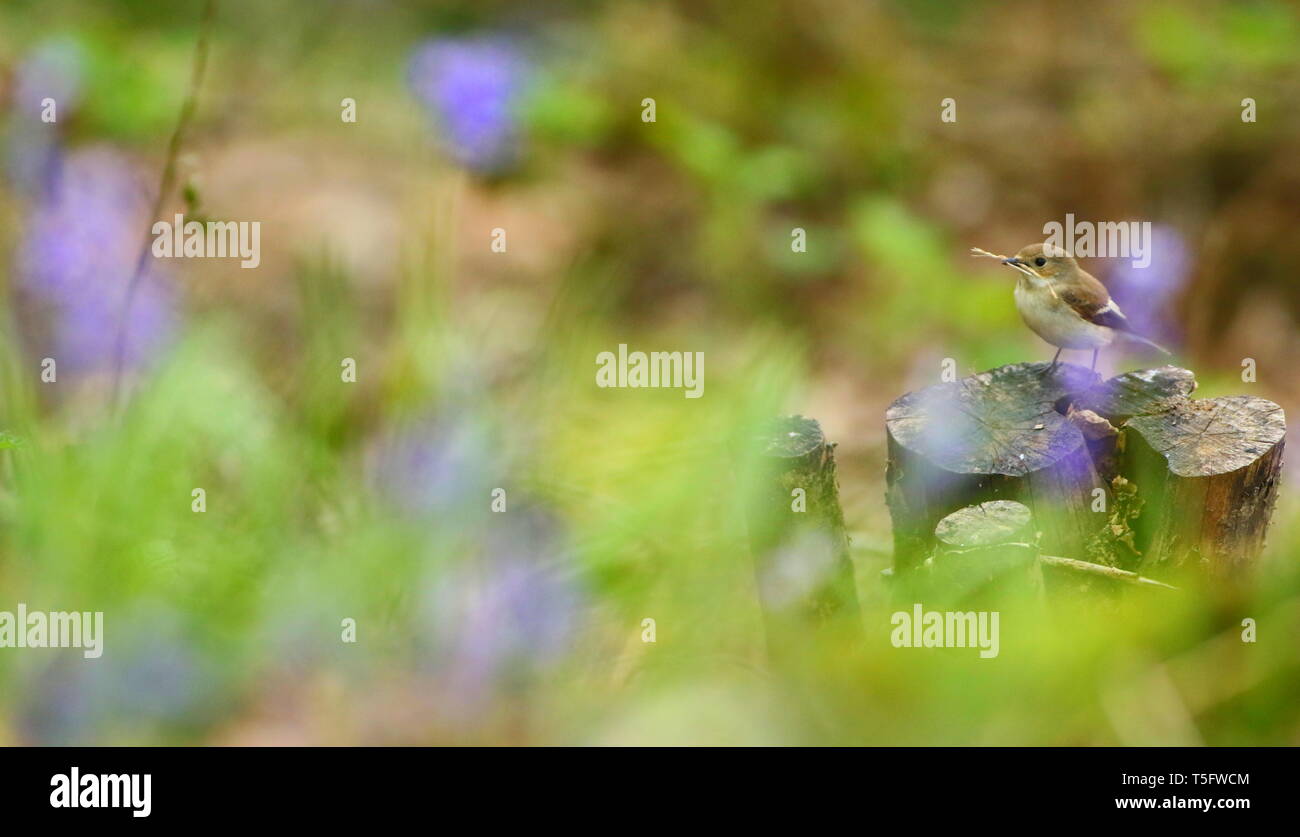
(0, 0, 1297, 745)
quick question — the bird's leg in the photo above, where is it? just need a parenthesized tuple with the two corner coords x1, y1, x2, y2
(1044, 347, 1062, 375)
(1091, 348, 1098, 372)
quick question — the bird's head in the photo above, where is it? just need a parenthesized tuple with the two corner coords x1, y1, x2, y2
(1002, 243, 1078, 280)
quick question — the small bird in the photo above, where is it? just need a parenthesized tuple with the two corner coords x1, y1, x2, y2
(976, 243, 1169, 372)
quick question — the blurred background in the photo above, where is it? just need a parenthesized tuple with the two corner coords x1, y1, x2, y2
(0, 0, 1297, 745)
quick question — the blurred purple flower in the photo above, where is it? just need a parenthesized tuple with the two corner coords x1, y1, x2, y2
(369, 409, 498, 520)
(16, 148, 177, 374)
(1106, 225, 1191, 347)
(7, 40, 84, 197)
(407, 37, 528, 172)
(18, 616, 215, 745)
(13, 40, 85, 115)
(420, 508, 585, 705)
(7, 133, 63, 199)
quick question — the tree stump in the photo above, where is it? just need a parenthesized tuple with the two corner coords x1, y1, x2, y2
(1061, 366, 1197, 485)
(935, 499, 1035, 550)
(927, 500, 1042, 606)
(885, 362, 1104, 573)
(916, 500, 1177, 602)
(1123, 397, 1286, 576)
(887, 362, 1287, 582)
(746, 416, 859, 628)
(1065, 365, 1198, 422)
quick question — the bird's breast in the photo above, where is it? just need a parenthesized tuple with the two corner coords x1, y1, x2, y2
(1014, 279, 1114, 349)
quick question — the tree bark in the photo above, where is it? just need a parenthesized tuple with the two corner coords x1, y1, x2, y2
(927, 500, 1042, 606)
(1123, 396, 1286, 577)
(885, 362, 1104, 573)
(919, 500, 1177, 601)
(746, 415, 859, 626)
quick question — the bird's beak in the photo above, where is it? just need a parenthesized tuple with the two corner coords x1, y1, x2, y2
(1001, 257, 1034, 277)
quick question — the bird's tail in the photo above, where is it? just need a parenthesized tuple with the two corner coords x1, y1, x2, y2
(1123, 332, 1171, 355)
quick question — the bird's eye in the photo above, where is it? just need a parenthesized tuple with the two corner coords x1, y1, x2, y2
(1034, 257, 1047, 267)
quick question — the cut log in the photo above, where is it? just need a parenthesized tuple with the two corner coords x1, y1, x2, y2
(934, 499, 1035, 550)
(1062, 365, 1197, 423)
(927, 500, 1042, 605)
(885, 362, 1104, 573)
(1059, 366, 1197, 485)
(888, 360, 1287, 583)
(746, 415, 859, 627)
(920, 500, 1176, 602)
(1123, 396, 1286, 576)
(1062, 367, 1284, 576)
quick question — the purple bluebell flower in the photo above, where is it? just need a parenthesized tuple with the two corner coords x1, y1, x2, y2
(17, 613, 215, 745)
(13, 40, 85, 115)
(419, 507, 585, 707)
(1106, 225, 1191, 347)
(7, 40, 84, 197)
(16, 148, 177, 374)
(407, 37, 528, 172)
(369, 409, 499, 520)
(7, 133, 63, 200)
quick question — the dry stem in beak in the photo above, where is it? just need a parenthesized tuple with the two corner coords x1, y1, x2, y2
(1003, 258, 1035, 277)
(971, 247, 1033, 277)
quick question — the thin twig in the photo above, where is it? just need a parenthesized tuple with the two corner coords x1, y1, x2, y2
(1038, 553, 1178, 591)
(111, 0, 218, 410)
(935, 543, 1177, 590)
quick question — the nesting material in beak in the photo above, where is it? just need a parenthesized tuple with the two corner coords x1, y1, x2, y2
(971, 246, 1033, 277)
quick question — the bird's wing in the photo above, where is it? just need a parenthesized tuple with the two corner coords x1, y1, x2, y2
(1059, 272, 1132, 331)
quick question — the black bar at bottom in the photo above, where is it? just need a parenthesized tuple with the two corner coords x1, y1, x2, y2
(0, 746, 1278, 822)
